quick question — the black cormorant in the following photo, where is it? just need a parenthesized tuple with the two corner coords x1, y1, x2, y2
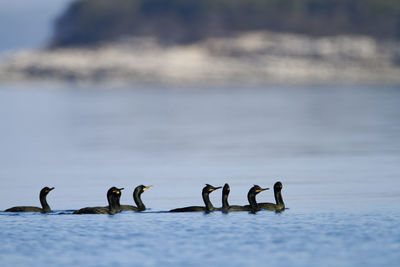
(258, 181, 285, 212)
(120, 185, 152, 211)
(217, 183, 252, 212)
(245, 185, 269, 213)
(169, 184, 222, 212)
(4, 187, 55, 213)
(73, 187, 124, 215)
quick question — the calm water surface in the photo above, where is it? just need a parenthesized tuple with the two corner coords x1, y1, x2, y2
(0, 83, 399, 266)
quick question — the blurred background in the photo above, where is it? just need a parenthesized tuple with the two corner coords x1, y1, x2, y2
(0, 0, 71, 55)
(1, 0, 400, 84)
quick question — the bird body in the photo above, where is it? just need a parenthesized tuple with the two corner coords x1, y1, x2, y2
(223, 205, 251, 212)
(169, 184, 221, 212)
(258, 203, 277, 211)
(258, 182, 285, 212)
(73, 187, 124, 215)
(5, 206, 44, 212)
(73, 206, 109, 214)
(169, 206, 206, 212)
(120, 185, 152, 212)
(4, 187, 55, 213)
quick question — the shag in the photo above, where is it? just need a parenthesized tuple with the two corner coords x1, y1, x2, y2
(169, 184, 222, 212)
(4, 187, 55, 213)
(258, 181, 285, 212)
(120, 185, 152, 211)
(73, 187, 124, 215)
(244, 185, 269, 213)
(217, 183, 252, 212)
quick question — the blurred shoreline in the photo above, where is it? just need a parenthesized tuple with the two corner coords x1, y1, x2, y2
(1, 31, 399, 87)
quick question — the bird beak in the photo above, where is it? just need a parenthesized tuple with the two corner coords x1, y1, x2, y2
(143, 185, 153, 191)
(49, 187, 55, 191)
(256, 188, 269, 193)
(213, 186, 222, 191)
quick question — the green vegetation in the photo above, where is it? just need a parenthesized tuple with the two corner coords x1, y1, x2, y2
(51, 0, 400, 47)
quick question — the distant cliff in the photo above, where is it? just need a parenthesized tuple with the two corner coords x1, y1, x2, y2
(51, 0, 400, 47)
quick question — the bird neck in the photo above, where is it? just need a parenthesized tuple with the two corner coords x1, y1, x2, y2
(247, 193, 259, 213)
(40, 194, 51, 212)
(274, 190, 285, 208)
(133, 191, 145, 211)
(222, 192, 229, 209)
(108, 194, 121, 213)
(202, 192, 214, 212)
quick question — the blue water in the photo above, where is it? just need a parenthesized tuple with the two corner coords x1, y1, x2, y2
(0, 83, 400, 266)
(1, 210, 399, 267)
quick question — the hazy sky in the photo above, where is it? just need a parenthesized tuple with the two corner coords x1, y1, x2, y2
(0, 0, 72, 54)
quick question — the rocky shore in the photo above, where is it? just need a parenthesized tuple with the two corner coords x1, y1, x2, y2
(0, 31, 399, 86)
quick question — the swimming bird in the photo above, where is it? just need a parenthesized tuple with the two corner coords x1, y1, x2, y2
(258, 181, 285, 212)
(245, 185, 269, 213)
(169, 184, 222, 212)
(4, 187, 55, 213)
(217, 183, 252, 212)
(73, 187, 124, 215)
(120, 185, 152, 211)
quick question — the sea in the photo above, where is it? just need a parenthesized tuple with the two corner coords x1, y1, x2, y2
(0, 83, 399, 266)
